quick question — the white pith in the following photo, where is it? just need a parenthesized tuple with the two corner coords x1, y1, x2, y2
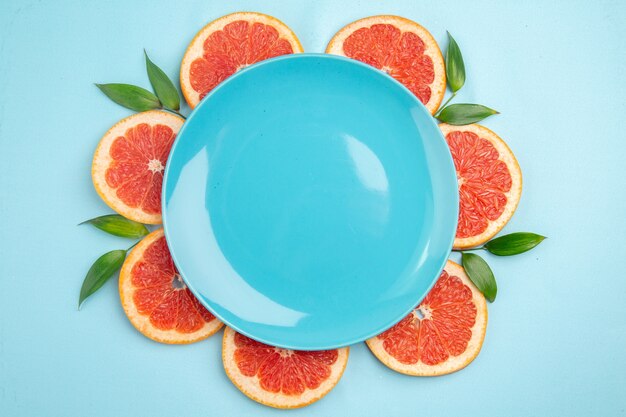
(147, 159, 164, 174)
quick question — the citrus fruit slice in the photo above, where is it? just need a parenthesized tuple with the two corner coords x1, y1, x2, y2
(326, 15, 445, 114)
(367, 260, 487, 376)
(119, 229, 223, 344)
(440, 123, 523, 249)
(92, 111, 183, 224)
(222, 327, 349, 408)
(180, 12, 303, 108)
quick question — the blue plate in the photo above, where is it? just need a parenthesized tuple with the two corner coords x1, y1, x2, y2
(162, 54, 458, 350)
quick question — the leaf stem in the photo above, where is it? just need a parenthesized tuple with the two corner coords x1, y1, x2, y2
(163, 107, 187, 119)
(126, 241, 141, 252)
(435, 92, 457, 117)
(452, 246, 485, 253)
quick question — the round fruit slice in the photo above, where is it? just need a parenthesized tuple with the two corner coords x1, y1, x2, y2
(180, 12, 303, 108)
(119, 229, 223, 344)
(367, 260, 487, 376)
(326, 15, 445, 114)
(92, 111, 183, 224)
(440, 123, 523, 249)
(222, 327, 349, 408)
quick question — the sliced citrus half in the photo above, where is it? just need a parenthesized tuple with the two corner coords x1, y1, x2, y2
(119, 229, 223, 344)
(92, 111, 183, 224)
(440, 123, 523, 249)
(222, 327, 349, 408)
(367, 260, 487, 376)
(180, 12, 303, 108)
(326, 15, 446, 114)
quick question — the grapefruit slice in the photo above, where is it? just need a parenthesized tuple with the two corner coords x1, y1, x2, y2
(440, 123, 523, 249)
(92, 111, 183, 224)
(119, 229, 223, 344)
(326, 15, 446, 114)
(222, 327, 349, 408)
(180, 12, 303, 108)
(367, 260, 487, 376)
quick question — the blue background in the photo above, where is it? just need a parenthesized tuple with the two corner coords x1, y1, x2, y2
(0, 0, 624, 416)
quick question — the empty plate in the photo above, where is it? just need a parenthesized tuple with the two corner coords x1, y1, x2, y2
(162, 54, 458, 350)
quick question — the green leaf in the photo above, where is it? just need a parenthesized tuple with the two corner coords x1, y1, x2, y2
(437, 103, 499, 125)
(95, 83, 161, 112)
(78, 250, 127, 309)
(484, 232, 546, 256)
(445, 32, 465, 92)
(80, 214, 149, 239)
(144, 50, 180, 111)
(462, 252, 497, 302)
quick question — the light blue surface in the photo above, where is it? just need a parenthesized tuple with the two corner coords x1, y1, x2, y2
(162, 54, 458, 350)
(0, 0, 625, 416)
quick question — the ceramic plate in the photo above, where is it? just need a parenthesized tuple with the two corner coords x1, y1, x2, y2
(162, 54, 458, 350)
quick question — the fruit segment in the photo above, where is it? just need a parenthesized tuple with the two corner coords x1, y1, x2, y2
(119, 229, 223, 344)
(181, 12, 303, 108)
(92, 111, 183, 224)
(222, 327, 349, 408)
(440, 123, 522, 249)
(367, 261, 487, 376)
(326, 15, 446, 114)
